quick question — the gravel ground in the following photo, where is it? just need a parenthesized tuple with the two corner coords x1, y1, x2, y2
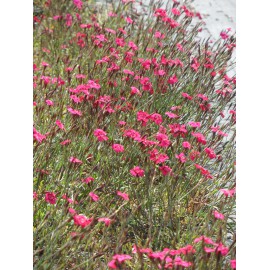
(190, 0, 236, 40)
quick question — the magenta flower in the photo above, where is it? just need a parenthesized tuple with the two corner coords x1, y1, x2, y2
(98, 217, 112, 226)
(67, 107, 82, 116)
(33, 128, 46, 143)
(165, 112, 178, 118)
(159, 165, 172, 176)
(220, 188, 236, 197)
(130, 166, 145, 177)
(175, 153, 186, 163)
(55, 120, 65, 130)
(182, 141, 191, 149)
(45, 99, 54, 106)
(116, 191, 129, 201)
(45, 192, 57, 205)
(69, 156, 83, 164)
(112, 144, 124, 153)
(60, 139, 71, 145)
(89, 192, 99, 202)
(168, 74, 178, 84)
(94, 129, 108, 141)
(204, 147, 217, 159)
(82, 177, 94, 184)
(188, 121, 201, 128)
(230, 259, 236, 269)
(214, 210, 224, 220)
(73, 214, 93, 228)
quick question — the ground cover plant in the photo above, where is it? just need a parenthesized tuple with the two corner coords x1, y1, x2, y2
(33, 0, 236, 269)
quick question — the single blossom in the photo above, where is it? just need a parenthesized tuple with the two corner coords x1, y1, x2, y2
(182, 141, 191, 149)
(94, 129, 108, 141)
(220, 188, 236, 197)
(69, 156, 83, 164)
(73, 214, 93, 228)
(112, 144, 124, 153)
(45, 192, 57, 204)
(116, 191, 129, 201)
(55, 120, 65, 130)
(89, 192, 99, 202)
(130, 166, 145, 177)
(45, 99, 54, 106)
(230, 259, 236, 269)
(98, 217, 112, 226)
(214, 210, 224, 220)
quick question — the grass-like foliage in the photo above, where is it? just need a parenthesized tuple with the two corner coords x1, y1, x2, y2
(33, 0, 236, 269)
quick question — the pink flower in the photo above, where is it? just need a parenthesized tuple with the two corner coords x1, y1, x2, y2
(45, 192, 57, 204)
(33, 128, 46, 143)
(204, 148, 217, 159)
(159, 165, 172, 176)
(182, 92, 193, 100)
(125, 17, 133, 24)
(33, 192, 38, 200)
(67, 107, 82, 116)
(116, 191, 129, 201)
(65, 14, 73, 27)
(45, 99, 54, 106)
(137, 111, 150, 126)
(82, 177, 94, 183)
(156, 69, 166, 76)
(216, 243, 229, 256)
(123, 69, 134, 76)
(108, 254, 132, 268)
(60, 139, 71, 145)
(230, 259, 236, 269)
(220, 188, 236, 197)
(149, 149, 169, 164)
(69, 156, 83, 164)
(194, 164, 213, 179)
(192, 132, 207, 145)
(128, 41, 138, 51)
(118, 121, 126, 126)
(214, 210, 224, 220)
(42, 61, 50, 67)
(55, 120, 65, 130)
(165, 112, 178, 118)
(98, 217, 112, 226)
(112, 144, 124, 153)
(68, 208, 76, 215)
(190, 150, 200, 161)
(73, 214, 93, 228)
(124, 129, 141, 141)
(130, 86, 141, 96)
(108, 260, 117, 269)
(182, 141, 191, 149)
(168, 74, 178, 84)
(115, 38, 125, 47)
(150, 113, 163, 125)
(130, 166, 145, 177)
(172, 8, 181, 15)
(89, 192, 99, 202)
(73, 0, 83, 9)
(113, 254, 132, 263)
(169, 124, 187, 137)
(94, 129, 108, 141)
(176, 43, 184, 51)
(175, 153, 186, 163)
(156, 133, 171, 148)
(174, 257, 192, 267)
(188, 121, 201, 128)
(88, 80, 101, 89)
(220, 31, 229, 40)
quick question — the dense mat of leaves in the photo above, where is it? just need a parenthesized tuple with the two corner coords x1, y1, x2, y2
(33, 0, 236, 269)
